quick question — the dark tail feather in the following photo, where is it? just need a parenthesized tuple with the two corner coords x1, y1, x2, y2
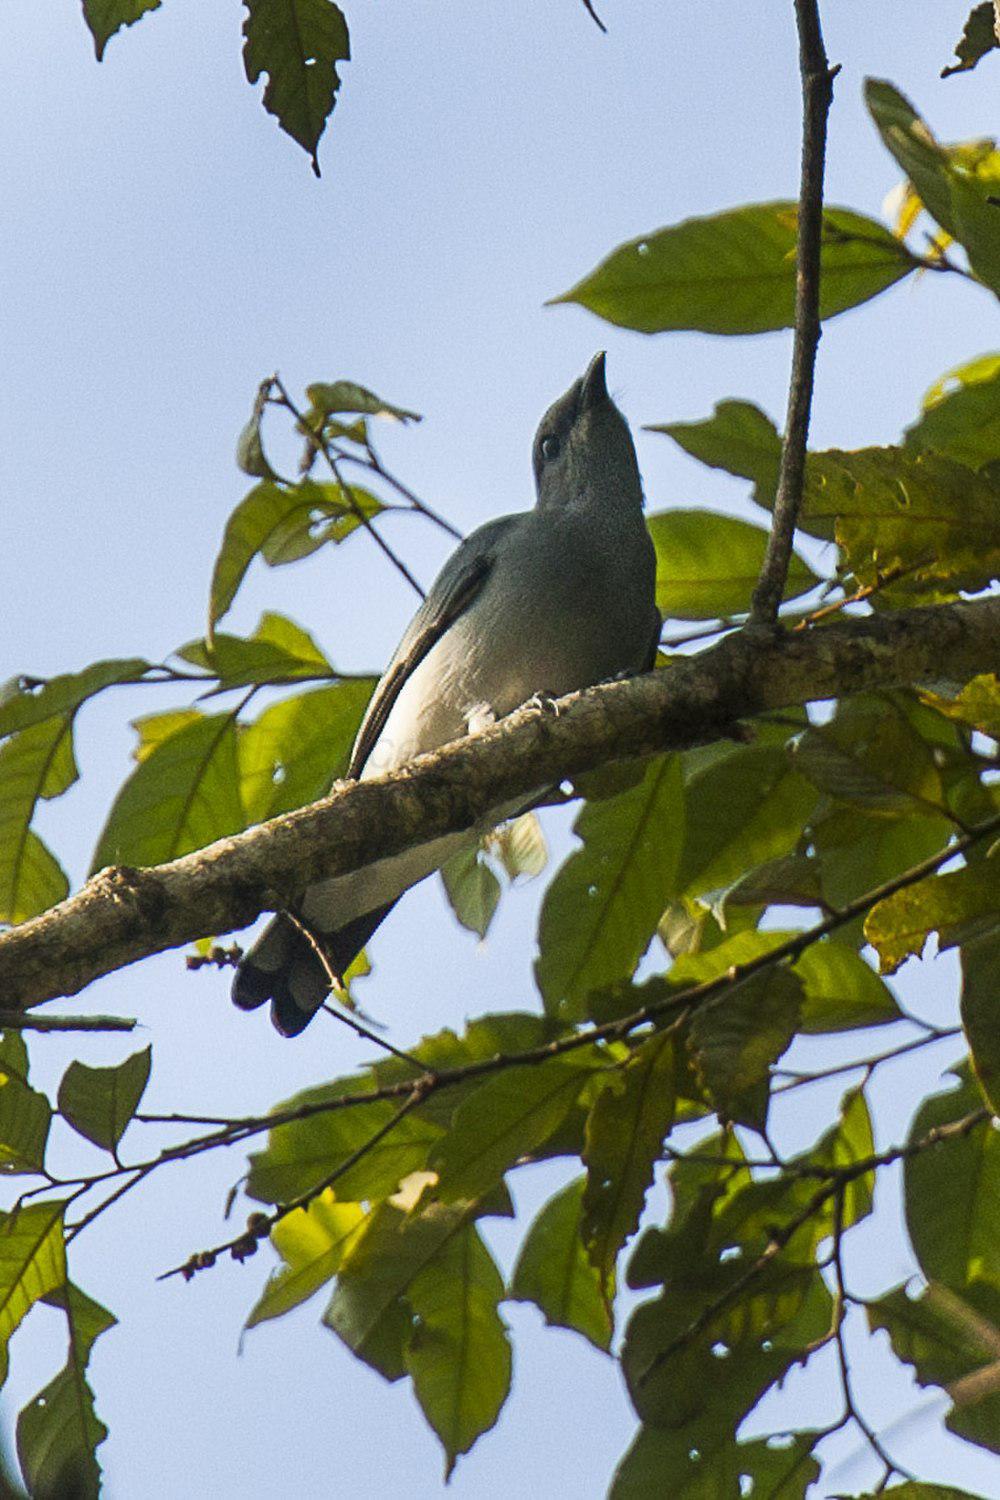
(231, 903, 397, 1038)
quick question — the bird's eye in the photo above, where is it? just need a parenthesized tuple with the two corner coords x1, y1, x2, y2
(541, 434, 560, 461)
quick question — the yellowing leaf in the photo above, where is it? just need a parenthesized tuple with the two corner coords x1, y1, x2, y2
(865, 862, 999, 975)
(246, 1193, 366, 1328)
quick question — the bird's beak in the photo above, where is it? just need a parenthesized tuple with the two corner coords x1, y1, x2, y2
(579, 351, 608, 411)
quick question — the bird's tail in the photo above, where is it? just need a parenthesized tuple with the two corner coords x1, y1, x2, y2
(231, 904, 395, 1036)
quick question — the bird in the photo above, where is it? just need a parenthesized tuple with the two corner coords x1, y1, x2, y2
(232, 352, 661, 1035)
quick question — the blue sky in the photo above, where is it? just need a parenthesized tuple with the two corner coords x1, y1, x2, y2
(2, 1, 1000, 1495)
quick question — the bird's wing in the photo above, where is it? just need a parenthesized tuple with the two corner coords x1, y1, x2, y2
(346, 516, 517, 780)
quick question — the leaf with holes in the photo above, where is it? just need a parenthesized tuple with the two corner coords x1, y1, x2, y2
(509, 1176, 612, 1352)
(405, 1223, 511, 1478)
(535, 755, 684, 1021)
(583, 1034, 675, 1291)
(550, 202, 917, 335)
(17, 1283, 115, 1500)
(57, 1047, 151, 1155)
(242, 0, 350, 174)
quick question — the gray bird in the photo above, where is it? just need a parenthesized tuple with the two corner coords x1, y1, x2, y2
(232, 353, 660, 1035)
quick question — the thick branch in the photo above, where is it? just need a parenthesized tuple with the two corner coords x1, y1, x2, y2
(750, 0, 836, 624)
(0, 593, 998, 1009)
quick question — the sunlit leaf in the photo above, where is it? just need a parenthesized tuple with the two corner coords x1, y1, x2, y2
(245, 1192, 366, 1328)
(57, 1047, 151, 1155)
(648, 509, 819, 621)
(905, 354, 1000, 470)
(0, 659, 148, 740)
(242, 0, 350, 175)
(91, 711, 246, 871)
(509, 1176, 612, 1352)
(405, 1223, 511, 1478)
(305, 381, 421, 424)
(178, 612, 336, 691)
(865, 862, 999, 975)
(0, 717, 76, 923)
(239, 678, 375, 823)
(0, 1202, 66, 1384)
(440, 845, 501, 939)
(551, 203, 917, 335)
(536, 755, 684, 1021)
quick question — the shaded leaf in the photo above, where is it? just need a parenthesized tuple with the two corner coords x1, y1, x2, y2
(17, 1283, 115, 1500)
(0, 1202, 66, 1384)
(305, 381, 421, 424)
(429, 1059, 594, 1202)
(717, 851, 823, 912)
(583, 1033, 676, 1287)
(440, 845, 501, 939)
(536, 755, 685, 1021)
(178, 612, 336, 691)
(209, 479, 383, 632)
(921, 673, 1000, 739)
(648, 509, 818, 621)
(0, 659, 148, 740)
(942, 4, 998, 77)
(0, 718, 76, 924)
(239, 678, 375, 823)
(865, 862, 999, 975)
(242, 0, 350, 175)
(688, 968, 802, 1128)
(509, 1176, 612, 1351)
(82, 0, 160, 60)
(611, 1426, 821, 1500)
(647, 400, 781, 509)
(791, 716, 944, 817)
(245, 1192, 366, 1328)
(961, 927, 1000, 1113)
(405, 1224, 511, 1478)
(551, 203, 916, 335)
(813, 803, 954, 912)
(905, 1067, 1000, 1292)
(91, 712, 246, 870)
(57, 1047, 151, 1155)
(869, 1280, 1000, 1456)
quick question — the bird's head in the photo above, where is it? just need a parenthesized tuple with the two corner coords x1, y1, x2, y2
(532, 352, 643, 513)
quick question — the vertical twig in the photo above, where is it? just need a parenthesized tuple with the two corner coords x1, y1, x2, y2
(749, 0, 838, 626)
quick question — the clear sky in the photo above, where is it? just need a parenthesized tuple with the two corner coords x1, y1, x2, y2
(2, 1, 1000, 1495)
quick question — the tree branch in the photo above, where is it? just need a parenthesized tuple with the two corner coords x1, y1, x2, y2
(750, 0, 837, 625)
(0, 592, 998, 1010)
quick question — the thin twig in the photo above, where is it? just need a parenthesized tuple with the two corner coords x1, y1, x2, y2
(0, 1011, 136, 1033)
(579, 0, 608, 33)
(750, 1, 837, 625)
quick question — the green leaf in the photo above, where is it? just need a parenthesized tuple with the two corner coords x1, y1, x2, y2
(718, 850, 823, 912)
(920, 673, 1000, 738)
(509, 1176, 612, 1351)
(811, 1085, 876, 1228)
(91, 711, 246, 870)
(209, 479, 383, 633)
(57, 1047, 151, 1155)
(611, 1427, 821, 1500)
(305, 381, 421, 424)
(440, 845, 501, 939)
(429, 1060, 593, 1201)
(178, 612, 336, 691)
(869, 1280, 1000, 1456)
(0, 1201, 66, 1384)
(246, 1083, 443, 1205)
(550, 202, 916, 335)
(943, 4, 999, 76)
(535, 755, 685, 1021)
(405, 1224, 511, 1478)
(245, 1192, 366, 1328)
(242, 0, 350, 175)
(0, 717, 76, 923)
(323, 1194, 502, 1380)
(865, 862, 999, 976)
(678, 744, 817, 900)
(905, 354, 1000, 470)
(648, 510, 818, 621)
(866, 79, 1000, 295)
(850, 1487, 992, 1500)
(235, 387, 279, 482)
(239, 678, 375, 823)
(0, 659, 148, 740)
(648, 399, 781, 509)
(688, 968, 802, 1128)
(17, 1283, 115, 1500)
(82, 0, 160, 60)
(582, 1033, 675, 1289)
(905, 1066, 1000, 1292)
(801, 445, 1000, 596)
(0, 1033, 52, 1175)
(961, 927, 1000, 1113)
(813, 803, 954, 912)
(791, 722, 944, 818)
